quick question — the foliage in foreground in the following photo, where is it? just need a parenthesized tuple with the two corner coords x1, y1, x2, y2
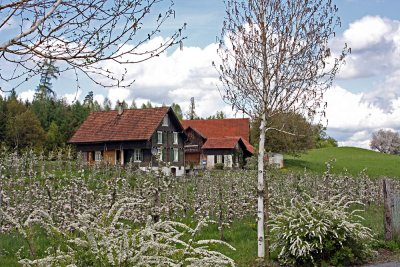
(3, 204, 236, 267)
(270, 194, 374, 266)
(0, 147, 396, 265)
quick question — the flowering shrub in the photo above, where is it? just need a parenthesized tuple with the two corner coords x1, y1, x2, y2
(270, 194, 374, 266)
(0, 147, 394, 265)
(14, 203, 236, 266)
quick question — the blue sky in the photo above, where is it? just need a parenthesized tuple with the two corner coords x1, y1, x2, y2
(2, 0, 400, 149)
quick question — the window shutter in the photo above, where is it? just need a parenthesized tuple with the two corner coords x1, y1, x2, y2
(214, 155, 217, 164)
(171, 148, 174, 162)
(162, 149, 165, 161)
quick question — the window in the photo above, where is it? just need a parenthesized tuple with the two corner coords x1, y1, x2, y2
(157, 131, 163, 144)
(134, 149, 143, 162)
(173, 132, 178, 145)
(225, 155, 231, 166)
(162, 115, 169, 126)
(216, 155, 223, 164)
(157, 147, 163, 161)
(95, 151, 102, 161)
(173, 148, 179, 162)
(82, 152, 88, 163)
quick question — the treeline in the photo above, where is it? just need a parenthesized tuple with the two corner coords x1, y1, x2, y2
(0, 91, 90, 151)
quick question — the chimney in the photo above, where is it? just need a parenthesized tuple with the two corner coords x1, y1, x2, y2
(117, 101, 124, 115)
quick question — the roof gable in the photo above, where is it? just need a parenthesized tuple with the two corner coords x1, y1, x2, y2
(182, 118, 254, 154)
(202, 136, 254, 154)
(181, 118, 250, 141)
(69, 107, 178, 143)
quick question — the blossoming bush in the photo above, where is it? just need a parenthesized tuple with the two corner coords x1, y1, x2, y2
(270, 194, 374, 266)
(13, 202, 236, 266)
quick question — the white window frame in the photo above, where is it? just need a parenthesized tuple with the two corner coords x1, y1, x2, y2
(95, 151, 102, 161)
(157, 131, 163, 144)
(173, 132, 178, 145)
(162, 115, 169, 126)
(134, 149, 142, 162)
(173, 148, 179, 162)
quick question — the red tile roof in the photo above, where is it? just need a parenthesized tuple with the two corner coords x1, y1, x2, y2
(241, 138, 255, 154)
(181, 118, 254, 154)
(181, 118, 250, 141)
(69, 107, 171, 143)
(202, 137, 241, 149)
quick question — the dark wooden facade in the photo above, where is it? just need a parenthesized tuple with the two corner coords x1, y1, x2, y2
(184, 127, 206, 167)
(74, 110, 185, 170)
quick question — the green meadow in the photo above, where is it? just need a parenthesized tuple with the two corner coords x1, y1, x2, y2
(284, 147, 400, 178)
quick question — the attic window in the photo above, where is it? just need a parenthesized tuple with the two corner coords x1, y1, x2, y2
(162, 115, 169, 126)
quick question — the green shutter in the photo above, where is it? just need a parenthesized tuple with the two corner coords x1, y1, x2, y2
(171, 148, 174, 162)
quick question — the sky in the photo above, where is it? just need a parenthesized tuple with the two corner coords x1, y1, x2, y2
(2, 0, 400, 149)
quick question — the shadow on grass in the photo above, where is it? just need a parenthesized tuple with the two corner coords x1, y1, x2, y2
(284, 158, 310, 169)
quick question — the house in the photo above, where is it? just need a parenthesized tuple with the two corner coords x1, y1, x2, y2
(68, 106, 186, 176)
(181, 118, 254, 169)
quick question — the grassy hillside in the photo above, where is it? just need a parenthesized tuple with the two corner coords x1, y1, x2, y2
(284, 146, 400, 178)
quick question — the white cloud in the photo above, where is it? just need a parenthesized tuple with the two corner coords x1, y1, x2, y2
(62, 90, 82, 104)
(362, 70, 400, 112)
(98, 38, 228, 117)
(93, 94, 105, 105)
(343, 16, 392, 50)
(19, 90, 35, 103)
(325, 85, 400, 148)
(338, 131, 371, 149)
(107, 88, 131, 105)
(334, 16, 400, 113)
(336, 16, 400, 80)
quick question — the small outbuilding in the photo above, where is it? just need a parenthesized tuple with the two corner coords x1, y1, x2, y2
(181, 118, 254, 169)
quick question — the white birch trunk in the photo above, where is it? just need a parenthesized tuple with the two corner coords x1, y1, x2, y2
(257, 112, 267, 258)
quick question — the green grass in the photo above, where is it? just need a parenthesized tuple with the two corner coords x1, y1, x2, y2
(284, 147, 400, 178)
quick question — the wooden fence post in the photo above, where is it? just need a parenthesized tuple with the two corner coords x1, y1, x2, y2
(383, 179, 393, 241)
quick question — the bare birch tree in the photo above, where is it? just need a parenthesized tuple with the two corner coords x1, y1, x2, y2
(0, 0, 186, 91)
(214, 0, 347, 261)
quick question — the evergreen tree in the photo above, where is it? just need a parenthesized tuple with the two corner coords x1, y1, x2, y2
(35, 59, 59, 100)
(141, 101, 153, 109)
(103, 97, 112, 111)
(130, 99, 137, 109)
(171, 103, 183, 120)
(83, 91, 94, 111)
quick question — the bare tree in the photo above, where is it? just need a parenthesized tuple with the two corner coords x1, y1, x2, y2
(0, 0, 186, 91)
(370, 129, 400, 155)
(214, 0, 347, 261)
